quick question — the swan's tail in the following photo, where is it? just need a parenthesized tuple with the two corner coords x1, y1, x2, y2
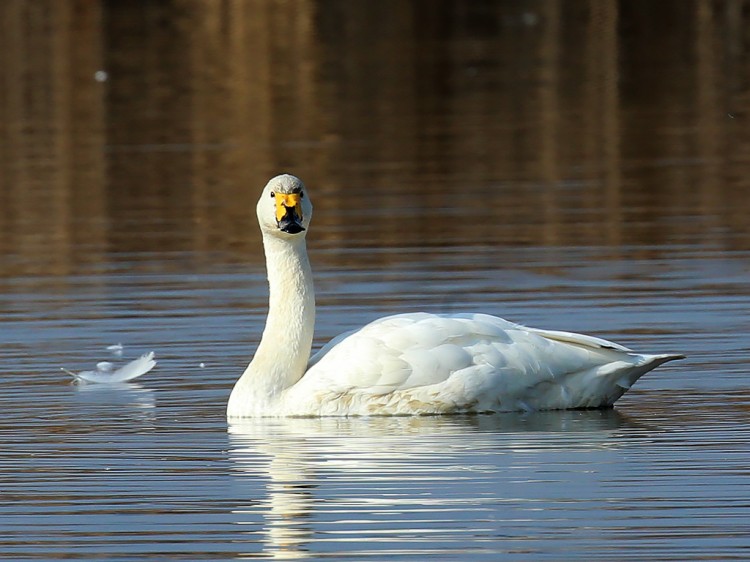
(614, 353, 685, 391)
(650, 353, 686, 365)
(556, 352, 684, 410)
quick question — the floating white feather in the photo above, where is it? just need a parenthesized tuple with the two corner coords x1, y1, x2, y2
(63, 352, 156, 383)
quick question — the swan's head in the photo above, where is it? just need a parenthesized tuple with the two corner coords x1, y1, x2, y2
(257, 174, 313, 237)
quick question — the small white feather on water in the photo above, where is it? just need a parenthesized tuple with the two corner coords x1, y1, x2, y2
(106, 343, 124, 357)
(62, 352, 156, 383)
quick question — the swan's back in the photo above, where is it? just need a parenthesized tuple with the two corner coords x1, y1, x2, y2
(279, 312, 681, 416)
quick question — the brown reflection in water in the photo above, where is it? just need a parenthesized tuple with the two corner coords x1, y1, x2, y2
(1, 0, 749, 277)
(587, 0, 622, 249)
(0, 0, 106, 276)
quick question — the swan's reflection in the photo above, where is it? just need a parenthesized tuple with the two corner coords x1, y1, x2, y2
(234, 430, 316, 559)
(228, 410, 635, 558)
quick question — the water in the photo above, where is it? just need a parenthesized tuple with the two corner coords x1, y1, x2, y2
(2, 1, 750, 559)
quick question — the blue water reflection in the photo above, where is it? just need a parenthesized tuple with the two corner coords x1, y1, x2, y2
(226, 410, 748, 560)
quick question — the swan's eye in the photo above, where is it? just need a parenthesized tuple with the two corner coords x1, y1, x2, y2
(300, 192, 305, 199)
(270, 192, 275, 198)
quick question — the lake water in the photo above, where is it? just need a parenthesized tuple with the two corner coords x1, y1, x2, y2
(2, 1, 750, 559)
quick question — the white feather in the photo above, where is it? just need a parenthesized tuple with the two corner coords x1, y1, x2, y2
(227, 175, 684, 418)
(64, 352, 156, 383)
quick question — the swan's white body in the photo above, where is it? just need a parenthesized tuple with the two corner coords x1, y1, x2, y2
(227, 175, 682, 418)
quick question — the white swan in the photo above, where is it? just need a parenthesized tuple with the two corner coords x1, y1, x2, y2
(227, 174, 683, 418)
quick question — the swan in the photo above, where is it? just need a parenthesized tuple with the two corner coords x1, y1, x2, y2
(227, 174, 683, 417)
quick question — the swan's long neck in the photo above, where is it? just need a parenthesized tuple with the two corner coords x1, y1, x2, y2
(228, 233, 315, 415)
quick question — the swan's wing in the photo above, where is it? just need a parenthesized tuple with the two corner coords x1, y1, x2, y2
(300, 313, 613, 399)
(524, 327, 632, 352)
(307, 328, 358, 369)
